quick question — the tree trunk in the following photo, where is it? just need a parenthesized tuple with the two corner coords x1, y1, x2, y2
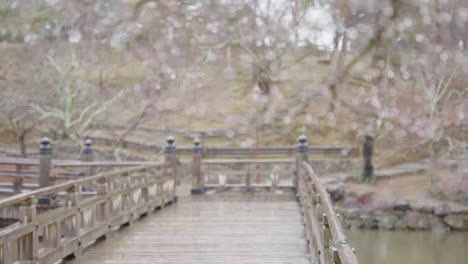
(18, 132, 27, 158)
(329, 32, 348, 113)
(328, 84, 338, 113)
(435, 0, 443, 47)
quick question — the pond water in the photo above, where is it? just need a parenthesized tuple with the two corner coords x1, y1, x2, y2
(347, 229, 468, 264)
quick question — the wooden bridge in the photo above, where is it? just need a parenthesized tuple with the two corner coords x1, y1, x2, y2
(0, 136, 361, 264)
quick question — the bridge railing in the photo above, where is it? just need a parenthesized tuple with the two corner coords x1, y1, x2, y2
(200, 158, 295, 192)
(186, 135, 360, 263)
(188, 137, 359, 194)
(298, 161, 359, 264)
(0, 162, 177, 264)
(177, 146, 358, 158)
(0, 158, 162, 194)
(0, 137, 165, 194)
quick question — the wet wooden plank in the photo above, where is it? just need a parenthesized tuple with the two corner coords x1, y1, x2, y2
(67, 194, 310, 264)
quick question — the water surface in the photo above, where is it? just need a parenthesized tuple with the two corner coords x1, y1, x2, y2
(347, 230, 467, 264)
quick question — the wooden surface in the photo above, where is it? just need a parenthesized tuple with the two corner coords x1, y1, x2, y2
(0, 146, 359, 263)
(0, 162, 177, 263)
(66, 194, 311, 264)
(298, 162, 359, 264)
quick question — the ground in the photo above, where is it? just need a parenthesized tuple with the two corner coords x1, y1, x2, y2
(334, 162, 468, 231)
(346, 171, 468, 212)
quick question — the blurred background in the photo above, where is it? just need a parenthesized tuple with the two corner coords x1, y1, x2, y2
(0, 1, 466, 263)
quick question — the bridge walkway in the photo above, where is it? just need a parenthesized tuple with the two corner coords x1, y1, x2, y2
(66, 191, 310, 264)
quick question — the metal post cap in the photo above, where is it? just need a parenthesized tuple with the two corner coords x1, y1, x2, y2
(166, 136, 175, 144)
(296, 135, 308, 154)
(83, 138, 93, 155)
(84, 138, 93, 147)
(40, 137, 52, 155)
(40, 137, 50, 145)
(165, 136, 176, 155)
(192, 138, 202, 154)
(297, 135, 307, 143)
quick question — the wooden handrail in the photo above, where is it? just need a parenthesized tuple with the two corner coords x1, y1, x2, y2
(299, 161, 359, 264)
(0, 160, 176, 263)
(53, 161, 163, 167)
(180, 146, 358, 157)
(0, 162, 164, 209)
(0, 157, 161, 167)
(0, 158, 168, 194)
(202, 158, 294, 164)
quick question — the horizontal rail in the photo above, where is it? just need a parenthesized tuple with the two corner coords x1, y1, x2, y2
(0, 162, 165, 209)
(179, 146, 358, 157)
(52, 161, 163, 167)
(0, 158, 168, 195)
(0, 157, 160, 167)
(86, 135, 358, 157)
(202, 158, 295, 164)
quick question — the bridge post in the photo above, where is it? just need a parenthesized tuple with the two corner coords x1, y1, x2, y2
(164, 136, 180, 186)
(295, 135, 309, 191)
(191, 138, 204, 194)
(39, 137, 52, 187)
(82, 138, 94, 176)
(96, 177, 110, 223)
(18, 196, 38, 261)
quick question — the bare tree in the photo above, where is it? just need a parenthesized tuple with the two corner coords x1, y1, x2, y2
(0, 97, 36, 157)
(32, 55, 124, 145)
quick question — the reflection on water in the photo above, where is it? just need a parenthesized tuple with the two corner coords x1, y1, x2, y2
(347, 230, 468, 264)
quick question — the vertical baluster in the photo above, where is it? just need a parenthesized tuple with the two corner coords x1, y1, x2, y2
(1, 242, 11, 264)
(316, 194, 323, 221)
(322, 214, 332, 264)
(246, 165, 252, 191)
(63, 185, 80, 238)
(306, 182, 315, 257)
(43, 220, 61, 249)
(309, 182, 320, 262)
(157, 166, 164, 206)
(141, 168, 151, 213)
(122, 172, 132, 212)
(332, 247, 342, 264)
(315, 192, 325, 263)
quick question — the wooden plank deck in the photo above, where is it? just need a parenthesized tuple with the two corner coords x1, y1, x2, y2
(66, 194, 310, 264)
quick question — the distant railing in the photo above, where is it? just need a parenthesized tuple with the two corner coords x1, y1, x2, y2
(201, 158, 295, 192)
(0, 162, 177, 264)
(298, 161, 359, 264)
(85, 135, 359, 159)
(189, 137, 359, 194)
(188, 135, 360, 263)
(178, 146, 358, 158)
